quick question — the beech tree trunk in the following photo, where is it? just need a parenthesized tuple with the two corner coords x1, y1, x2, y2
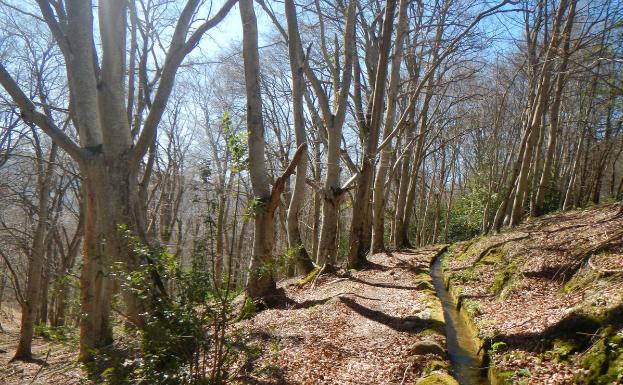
(347, 0, 397, 268)
(13, 143, 56, 360)
(312, 0, 357, 266)
(284, 0, 315, 274)
(510, 0, 569, 226)
(532, 6, 577, 215)
(0, 0, 237, 361)
(370, 0, 409, 253)
(240, 0, 276, 300)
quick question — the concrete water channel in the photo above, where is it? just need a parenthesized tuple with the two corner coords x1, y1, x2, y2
(431, 254, 490, 385)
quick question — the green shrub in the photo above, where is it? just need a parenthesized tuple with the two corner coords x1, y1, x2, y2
(96, 227, 246, 385)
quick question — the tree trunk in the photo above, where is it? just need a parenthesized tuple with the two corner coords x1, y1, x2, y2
(241, 0, 294, 301)
(284, 0, 315, 275)
(370, 0, 409, 253)
(79, 155, 149, 360)
(510, 0, 569, 226)
(392, 124, 415, 248)
(533, 0, 575, 217)
(347, 0, 397, 268)
(313, 0, 357, 266)
(13, 144, 56, 360)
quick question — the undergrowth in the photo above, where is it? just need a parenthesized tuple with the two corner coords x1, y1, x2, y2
(88, 228, 248, 385)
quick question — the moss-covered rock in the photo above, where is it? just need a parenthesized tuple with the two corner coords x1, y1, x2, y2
(423, 360, 450, 376)
(415, 372, 459, 385)
(578, 330, 623, 384)
(547, 338, 577, 361)
(409, 340, 446, 357)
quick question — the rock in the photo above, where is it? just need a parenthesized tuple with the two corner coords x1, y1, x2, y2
(416, 309, 433, 320)
(409, 340, 446, 357)
(424, 360, 450, 375)
(416, 372, 459, 385)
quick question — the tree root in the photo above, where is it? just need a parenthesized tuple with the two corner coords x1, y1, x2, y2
(474, 233, 530, 264)
(587, 255, 623, 276)
(565, 228, 623, 277)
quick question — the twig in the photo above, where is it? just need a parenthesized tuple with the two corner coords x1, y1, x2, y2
(400, 359, 416, 385)
(29, 348, 51, 384)
(310, 264, 327, 289)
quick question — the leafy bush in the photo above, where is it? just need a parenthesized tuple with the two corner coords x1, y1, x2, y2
(35, 324, 71, 343)
(97, 228, 245, 385)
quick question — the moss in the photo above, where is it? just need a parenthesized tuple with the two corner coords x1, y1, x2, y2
(546, 338, 578, 362)
(578, 331, 623, 384)
(414, 272, 436, 291)
(423, 360, 450, 376)
(497, 370, 515, 383)
(564, 265, 600, 293)
(463, 299, 482, 317)
(420, 328, 446, 339)
(297, 266, 321, 286)
(488, 259, 520, 298)
(416, 372, 459, 385)
(480, 247, 507, 265)
(428, 302, 445, 325)
(451, 266, 479, 284)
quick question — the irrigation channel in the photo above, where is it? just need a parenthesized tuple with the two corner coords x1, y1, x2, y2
(430, 254, 489, 385)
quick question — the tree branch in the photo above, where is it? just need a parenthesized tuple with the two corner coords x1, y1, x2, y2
(131, 0, 238, 165)
(269, 143, 308, 214)
(0, 248, 25, 305)
(0, 63, 86, 161)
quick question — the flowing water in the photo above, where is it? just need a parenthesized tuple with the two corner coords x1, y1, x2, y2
(430, 255, 489, 385)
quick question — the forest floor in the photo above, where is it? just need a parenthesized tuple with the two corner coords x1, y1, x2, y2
(441, 204, 623, 384)
(0, 247, 456, 385)
(0, 304, 83, 384)
(235, 246, 456, 385)
(1, 205, 621, 385)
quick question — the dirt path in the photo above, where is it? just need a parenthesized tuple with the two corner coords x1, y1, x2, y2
(237, 246, 456, 385)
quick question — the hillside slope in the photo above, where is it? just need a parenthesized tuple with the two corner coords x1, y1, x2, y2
(441, 204, 623, 384)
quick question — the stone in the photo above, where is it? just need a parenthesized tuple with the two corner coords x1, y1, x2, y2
(409, 340, 446, 357)
(416, 372, 459, 385)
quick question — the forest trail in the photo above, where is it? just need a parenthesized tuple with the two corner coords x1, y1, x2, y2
(238, 246, 458, 385)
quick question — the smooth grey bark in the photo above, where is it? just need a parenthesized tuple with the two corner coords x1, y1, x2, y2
(347, 0, 397, 268)
(13, 143, 57, 360)
(310, 0, 357, 266)
(240, 0, 276, 300)
(241, 0, 308, 300)
(533, 0, 576, 216)
(371, 0, 409, 253)
(0, 0, 237, 361)
(284, 0, 315, 274)
(510, 0, 569, 226)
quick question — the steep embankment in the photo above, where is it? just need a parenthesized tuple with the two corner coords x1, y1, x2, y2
(237, 246, 459, 385)
(439, 205, 623, 385)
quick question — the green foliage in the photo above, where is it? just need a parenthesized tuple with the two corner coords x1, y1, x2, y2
(222, 111, 248, 173)
(244, 197, 266, 219)
(447, 180, 493, 242)
(489, 341, 507, 354)
(98, 228, 245, 385)
(35, 324, 71, 343)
